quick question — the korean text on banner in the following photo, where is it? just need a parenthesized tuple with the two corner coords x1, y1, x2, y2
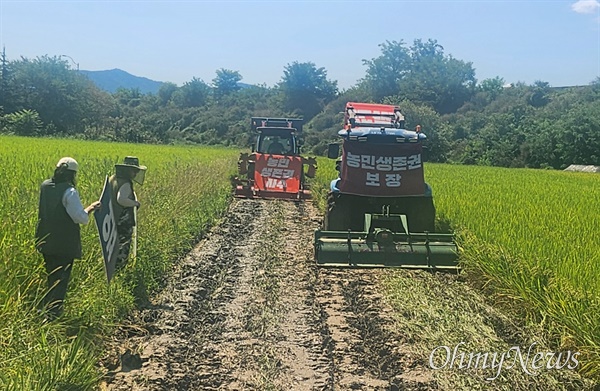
(338, 141, 425, 196)
(253, 154, 303, 193)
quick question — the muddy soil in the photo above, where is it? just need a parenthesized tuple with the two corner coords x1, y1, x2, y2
(101, 199, 435, 390)
(100, 198, 595, 391)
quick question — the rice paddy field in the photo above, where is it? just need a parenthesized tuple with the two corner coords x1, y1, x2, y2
(1, 133, 599, 388)
(314, 159, 600, 378)
(0, 135, 239, 389)
(430, 164, 600, 376)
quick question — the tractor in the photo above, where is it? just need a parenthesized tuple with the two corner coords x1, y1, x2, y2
(233, 117, 317, 200)
(314, 102, 459, 270)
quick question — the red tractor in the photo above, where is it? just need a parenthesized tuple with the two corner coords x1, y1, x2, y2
(233, 117, 317, 200)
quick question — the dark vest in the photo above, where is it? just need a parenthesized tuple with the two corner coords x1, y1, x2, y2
(35, 179, 82, 258)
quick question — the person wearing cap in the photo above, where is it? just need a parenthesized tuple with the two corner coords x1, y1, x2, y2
(35, 157, 101, 320)
(109, 156, 147, 271)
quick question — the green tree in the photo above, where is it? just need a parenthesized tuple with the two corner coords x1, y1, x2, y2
(362, 39, 476, 113)
(460, 77, 506, 112)
(157, 82, 178, 106)
(114, 87, 143, 107)
(361, 40, 411, 101)
(384, 97, 451, 162)
(172, 77, 211, 108)
(4, 109, 43, 135)
(0, 47, 16, 114)
(212, 68, 242, 100)
(528, 80, 551, 108)
(554, 101, 600, 166)
(479, 77, 505, 97)
(403, 39, 476, 114)
(278, 61, 338, 120)
(8, 55, 112, 135)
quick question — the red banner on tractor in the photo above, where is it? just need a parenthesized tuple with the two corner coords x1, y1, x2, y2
(338, 141, 425, 196)
(253, 154, 303, 193)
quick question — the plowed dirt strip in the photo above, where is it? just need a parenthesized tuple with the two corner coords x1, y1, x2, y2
(314, 269, 435, 391)
(104, 199, 268, 390)
(102, 198, 425, 391)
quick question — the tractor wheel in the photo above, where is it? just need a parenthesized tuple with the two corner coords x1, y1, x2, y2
(323, 193, 350, 231)
(247, 162, 255, 181)
(401, 197, 435, 233)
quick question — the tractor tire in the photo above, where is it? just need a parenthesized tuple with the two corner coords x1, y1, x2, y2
(247, 162, 255, 182)
(400, 197, 435, 233)
(323, 193, 350, 231)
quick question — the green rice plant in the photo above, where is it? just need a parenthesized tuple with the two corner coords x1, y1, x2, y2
(426, 164, 600, 378)
(311, 157, 338, 213)
(312, 159, 600, 380)
(0, 135, 239, 390)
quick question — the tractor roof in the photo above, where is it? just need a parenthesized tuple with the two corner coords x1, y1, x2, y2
(344, 102, 402, 129)
(258, 127, 297, 136)
(338, 128, 426, 142)
(251, 117, 303, 133)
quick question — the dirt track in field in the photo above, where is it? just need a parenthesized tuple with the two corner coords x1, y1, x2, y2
(100, 198, 596, 391)
(100, 199, 435, 390)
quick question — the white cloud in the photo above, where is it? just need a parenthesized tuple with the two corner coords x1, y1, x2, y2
(571, 0, 600, 14)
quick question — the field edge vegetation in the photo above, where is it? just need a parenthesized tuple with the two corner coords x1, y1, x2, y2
(0, 135, 239, 390)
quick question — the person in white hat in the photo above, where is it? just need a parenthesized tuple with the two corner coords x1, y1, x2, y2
(109, 156, 147, 271)
(35, 157, 101, 320)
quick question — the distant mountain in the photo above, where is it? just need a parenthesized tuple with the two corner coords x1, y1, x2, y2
(80, 68, 258, 95)
(80, 68, 164, 94)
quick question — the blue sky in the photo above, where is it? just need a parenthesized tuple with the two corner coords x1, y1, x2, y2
(1, 0, 599, 90)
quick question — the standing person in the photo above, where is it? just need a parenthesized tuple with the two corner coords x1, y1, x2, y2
(35, 157, 101, 320)
(109, 156, 146, 271)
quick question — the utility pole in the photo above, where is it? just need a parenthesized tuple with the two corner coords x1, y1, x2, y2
(60, 54, 79, 71)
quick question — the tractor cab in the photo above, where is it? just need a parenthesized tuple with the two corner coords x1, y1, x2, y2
(256, 129, 296, 155)
(233, 117, 316, 200)
(253, 118, 302, 156)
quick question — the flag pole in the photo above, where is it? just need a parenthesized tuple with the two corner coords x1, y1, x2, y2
(132, 204, 138, 261)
